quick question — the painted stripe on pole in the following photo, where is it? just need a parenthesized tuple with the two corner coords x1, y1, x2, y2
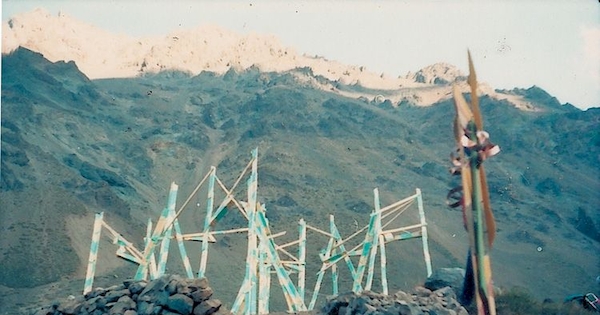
(330, 216, 357, 279)
(116, 247, 140, 263)
(157, 182, 178, 276)
(328, 216, 340, 296)
(199, 167, 216, 279)
(379, 234, 388, 295)
(417, 188, 433, 277)
(298, 219, 306, 304)
(144, 218, 157, 280)
(173, 218, 194, 279)
(309, 236, 334, 310)
(83, 212, 104, 295)
(249, 155, 258, 315)
(352, 211, 377, 293)
(365, 188, 382, 291)
(258, 248, 269, 315)
(232, 279, 251, 315)
(254, 208, 306, 312)
(147, 206, 170, 279)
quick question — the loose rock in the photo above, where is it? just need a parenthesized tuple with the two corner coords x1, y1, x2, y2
(322, 286, 467, 315)
(193, 299, 222, 315)
(166, 294, 194, 314)
(424, 268, 465, 293)
(29, 276, 230, 315)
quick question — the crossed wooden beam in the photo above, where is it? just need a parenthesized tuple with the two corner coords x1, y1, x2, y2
(83, 148, 433, 315)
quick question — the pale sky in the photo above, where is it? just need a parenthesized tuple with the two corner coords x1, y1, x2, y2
(2, 0, 599, 110)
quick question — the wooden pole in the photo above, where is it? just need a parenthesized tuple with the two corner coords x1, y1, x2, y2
(379, 234, 388, 295)
(157, 182, 178, 276)
(330, 215, 357, 279)
(309, 236, 334, 310)
(329, 216, 339, 296)
(232, 149, 260, 315)
(198, 167, 216, 278)
(83, 212, 104, 295)
(173, 217, 193, 278)
(298, 219, 307, 304)
(417, 188, 433, 277)
(258, 246, 270, 315)
(352, 211, 377, 293)
(146, 218, 157, 279)
(365, 188, 382, 291)
(249, 149, 258, 315)
(255, 203, 306, 312)
(135, 195, 173, 280)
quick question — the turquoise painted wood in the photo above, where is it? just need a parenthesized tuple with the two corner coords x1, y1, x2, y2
(352, 211, 377, 292)
(298, 219, 307, 304)
(198, 167, 216, 279)
(309, 236, 334, 310)
(135, 205, 168, 280)
(83, 212, 104, 295)
(365, 188, 382, 291)
(146, 218, 158, 279)
(173, 217, 194, 279)
(379, 234, 389, 295)
(158, 183, 179, 276)
(417, 188, 433, 277)
(83, 147, 434, 315)
(330, 216, 357, 278)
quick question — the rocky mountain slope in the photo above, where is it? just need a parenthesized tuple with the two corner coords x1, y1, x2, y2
(3, 9, 537, 109)
(1, 46, 599, 314)
(1, 9, 599, 315)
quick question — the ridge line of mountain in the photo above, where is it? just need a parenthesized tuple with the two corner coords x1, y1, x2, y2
(2, 8, 577, 111)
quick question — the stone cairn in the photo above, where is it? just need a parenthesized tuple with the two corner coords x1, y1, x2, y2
(321, 286, 468, 315)
(29, 268, 468, 315)
(30, 275, 230, 315)
(320, 268, 469, 315)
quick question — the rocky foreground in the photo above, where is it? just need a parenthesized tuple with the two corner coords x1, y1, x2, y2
(322, 287, 467, 315)
(29, 270, 468, 315)
(29, 275, 228, 315)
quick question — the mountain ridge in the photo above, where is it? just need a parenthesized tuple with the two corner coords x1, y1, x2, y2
(1, 8, 574, 111)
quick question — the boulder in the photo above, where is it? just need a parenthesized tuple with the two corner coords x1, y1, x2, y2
(139, 276, 169, 298)
(190, 287, 213, 303)
(128, 281, 148, 295)
(424, 268, 465, 293)
(136, 301, 155, 315)
(108, 295, 136, 315)
(105, 288, 131, 303)
(56, 296, 85, 315)
(193, 299, 222, 315)
(166, 294, 194, 315)
(190, 278, 210, 290)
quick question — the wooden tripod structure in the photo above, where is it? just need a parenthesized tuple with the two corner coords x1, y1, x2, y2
(83, 148, 433, 315)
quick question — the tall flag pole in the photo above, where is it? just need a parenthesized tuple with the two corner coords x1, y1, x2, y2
(450, 51, 500, 315)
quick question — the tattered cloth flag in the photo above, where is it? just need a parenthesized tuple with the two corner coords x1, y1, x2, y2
(448, 51, 499, 315)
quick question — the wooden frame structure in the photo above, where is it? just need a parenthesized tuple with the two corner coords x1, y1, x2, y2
(83, 148, 433, 315)
(306, 188, 432, 309)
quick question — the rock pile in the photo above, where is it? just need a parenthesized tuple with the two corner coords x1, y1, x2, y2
(321, 286, 468, 315)
(30, 275, 230, 315)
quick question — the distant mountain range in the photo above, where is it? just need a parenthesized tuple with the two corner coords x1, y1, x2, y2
(1, 9, 599, 314)
(3, 8, 555, 110)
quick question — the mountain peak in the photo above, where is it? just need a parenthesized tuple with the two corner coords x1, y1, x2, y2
(407, 63, 466, 84)
(1, 10, 420, 92)
(2, 9, 558, 111)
